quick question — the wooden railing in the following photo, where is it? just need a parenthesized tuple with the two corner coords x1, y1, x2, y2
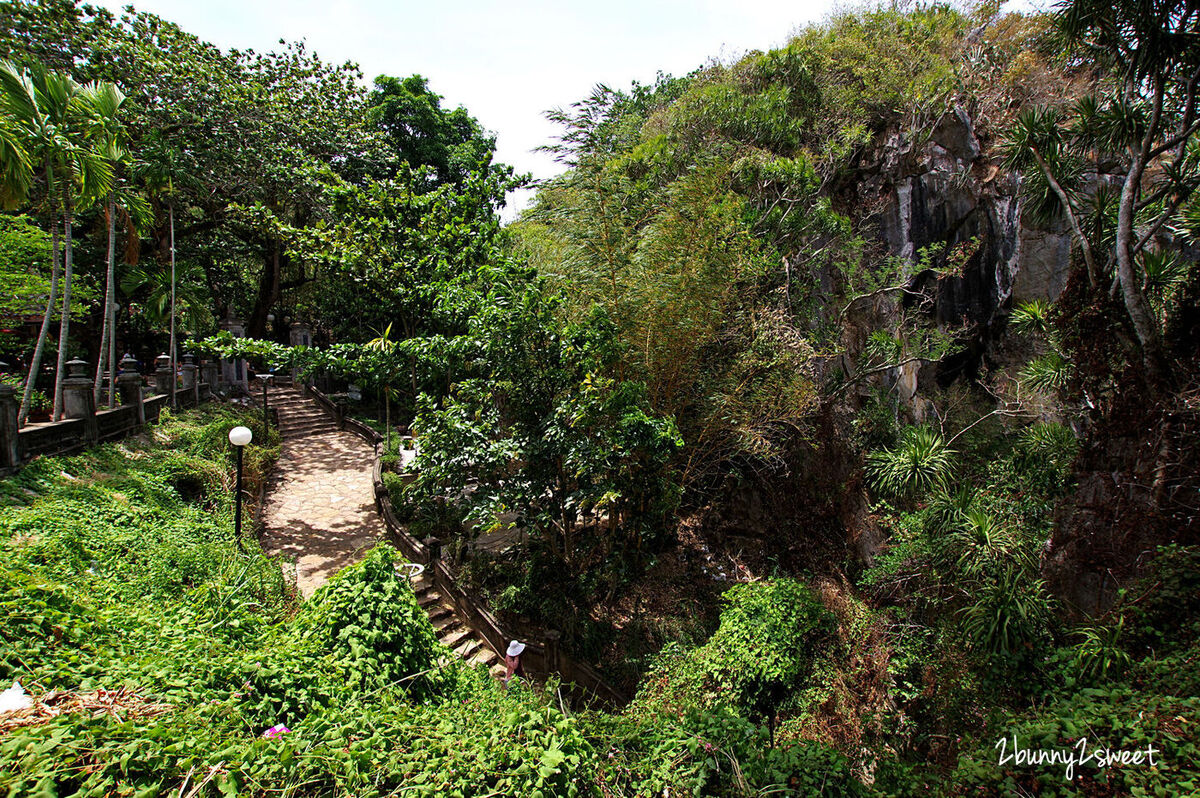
(303, 382, 628, 707)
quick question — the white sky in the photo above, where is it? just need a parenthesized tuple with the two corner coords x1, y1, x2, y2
(92, 1, 1043, 218)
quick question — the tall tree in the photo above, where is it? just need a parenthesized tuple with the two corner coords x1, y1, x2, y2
(49, 76, 110, 420)
(0, 60, 109, 424)
(1007, 0, 1199, 385)
(368, 74, 496, 188)
(88, 80, 133, 407)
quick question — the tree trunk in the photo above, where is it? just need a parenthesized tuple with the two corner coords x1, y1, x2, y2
(247, 243, 283, 338)
(20, 162, 60, 427)
(94, 193, 117, 406)
(169, 200, 177, 409)
(52, 183, 75, 422)
(1116, 151, 1170, 385)
(1032, 147, 1100, 290)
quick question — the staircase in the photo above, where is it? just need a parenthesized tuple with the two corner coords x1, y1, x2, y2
(256, 380, 503, 675)
(412, 570, 506, 678)
(264, 384, 340, 440)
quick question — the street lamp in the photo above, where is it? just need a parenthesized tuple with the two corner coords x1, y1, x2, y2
(229, 425, 252, 548)
(256, 373, 273, 431)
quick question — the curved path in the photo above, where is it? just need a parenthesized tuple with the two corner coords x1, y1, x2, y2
(259, 427, 381, 598)
(256, 384, 505, 676)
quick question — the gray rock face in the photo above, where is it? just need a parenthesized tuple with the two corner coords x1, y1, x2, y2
(862, 107, 1073, 382)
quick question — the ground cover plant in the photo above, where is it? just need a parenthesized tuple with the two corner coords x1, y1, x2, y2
(2, 0, 1199, 793)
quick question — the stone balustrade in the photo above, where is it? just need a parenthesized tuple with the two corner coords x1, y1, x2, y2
(0, 354, 220, 473)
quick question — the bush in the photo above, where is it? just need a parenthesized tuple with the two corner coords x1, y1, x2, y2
(636, 579, 836, 739)
(949, 687, 1200, 796)
(593, 706, 865, 797)
(238, 544, 447, 727)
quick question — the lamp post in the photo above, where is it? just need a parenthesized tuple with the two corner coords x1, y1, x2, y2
(256, 373, 273, 431)
(229, 425, 252, 549)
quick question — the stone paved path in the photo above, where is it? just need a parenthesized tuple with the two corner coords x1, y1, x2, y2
(259, 429, 381, 598)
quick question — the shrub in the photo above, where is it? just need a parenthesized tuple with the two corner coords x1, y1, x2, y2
(636, 579, 835, 741)
(866, 426, 956, 498)
(949, 687, 1200, 796)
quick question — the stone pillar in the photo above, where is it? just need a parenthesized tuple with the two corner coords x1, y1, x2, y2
(181, 353, 199, 406)
(201, 360, 219, 398)
(0, 382, 19, 470)
(289, 322, 312, 383)
(154, 353, 172, 397)
(117, 354, 144, 426)
(63, 359, 97, 443)
(218, 317, 248, 391)
(545, 629, 562, 674)
(423, 536, 442, 567)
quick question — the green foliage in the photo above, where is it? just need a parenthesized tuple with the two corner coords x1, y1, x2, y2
(866, 426, 956, 499)
(0, 404, 615, 797)
(369, 73, 496, 188)
(593, 706, 864, 797)
(636, 580, 835, 729)
(949, 686, 1200, 796)
(958, 568, 1053, 659)
(238, 545, 446, 728)
(1069, 618, 1132, 682)
(1009, 298, 1053, 336)
(407, 276, 682, 566)
(1020, 351, 1073, 394)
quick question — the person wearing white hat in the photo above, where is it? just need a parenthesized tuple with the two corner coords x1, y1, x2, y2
(503, 640, 526, 687)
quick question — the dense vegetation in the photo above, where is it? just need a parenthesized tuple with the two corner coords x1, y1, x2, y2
(2, 0, 1199, 794)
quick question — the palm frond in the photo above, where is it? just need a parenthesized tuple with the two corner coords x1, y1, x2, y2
(866, 426, 956, 498)
(1020, 352, 1072, 394)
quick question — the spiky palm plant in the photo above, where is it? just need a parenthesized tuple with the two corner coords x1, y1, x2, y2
(866, 426, 956, 498)
(1020, 352, 1073, 394)
(959, 568, 1053, 657)
(951, 508, 1030, 579)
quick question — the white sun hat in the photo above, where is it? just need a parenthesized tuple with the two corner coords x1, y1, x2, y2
(506, 640, 526, 657)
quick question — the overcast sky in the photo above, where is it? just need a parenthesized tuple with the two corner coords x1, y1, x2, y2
(92, 1, 1041, 217)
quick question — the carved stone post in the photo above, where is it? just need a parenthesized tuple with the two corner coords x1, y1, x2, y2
(423, 535, 442, 567)
(0, 382, 19, 470)
(181, 353, 199, 406)
(289, 322, 312, 384)
(545, 629, 562, 675)
(218, 316, 248, 391)
(154, 353, 172, 397)
(117, 354, 144, 427)
(201, 360, 219, 398)
(63, 358, 97, 443)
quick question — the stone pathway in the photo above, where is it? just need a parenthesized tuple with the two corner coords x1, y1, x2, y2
(256, 384, 505, 677)
(259, 429, 380, 598)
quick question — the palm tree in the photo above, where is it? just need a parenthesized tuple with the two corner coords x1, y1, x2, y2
(138, 142, 186, 409)
(365, 323, 401, 451)
(0, 113, 32, 209)
(86, 82, 147, 408)
(2, 61, 113, 422)
(120, 259, 209, 334)
(49, 78, 112, 421)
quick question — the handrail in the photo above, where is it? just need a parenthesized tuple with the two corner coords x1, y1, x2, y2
(298, 380, 627, 706)
(367, 439, 628, 708)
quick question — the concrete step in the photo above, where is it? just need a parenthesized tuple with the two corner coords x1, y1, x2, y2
(454, 638, 483, 660)
(440, 628, 473, 649)
(279, 418, 338, 430)
(279, 420, 339, 434)
(276, 408, 332, 419)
